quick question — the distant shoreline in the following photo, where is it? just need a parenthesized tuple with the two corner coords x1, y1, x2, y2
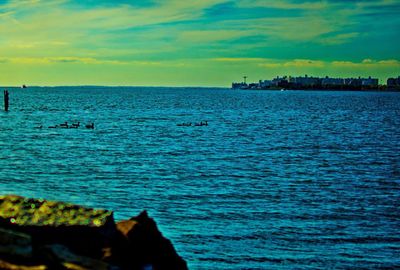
(232, 87, 400, 92)
(232, 75, 400, 91)
(1, 85, 228, 89)
(1, 85, 400, 92)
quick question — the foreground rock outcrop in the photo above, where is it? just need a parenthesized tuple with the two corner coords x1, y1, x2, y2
(0, 195, 188, 270)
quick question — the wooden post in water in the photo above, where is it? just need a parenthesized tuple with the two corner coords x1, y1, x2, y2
(4, 90, 9, 112)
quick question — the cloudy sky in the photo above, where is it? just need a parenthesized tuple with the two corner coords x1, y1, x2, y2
(0, 0, 399, 86)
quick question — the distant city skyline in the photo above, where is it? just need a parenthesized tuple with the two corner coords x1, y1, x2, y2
(0, 0, 399, 87)
(231, 74, 400, 90)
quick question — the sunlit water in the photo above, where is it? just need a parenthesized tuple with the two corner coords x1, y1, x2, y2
(1, 87, 399, 269)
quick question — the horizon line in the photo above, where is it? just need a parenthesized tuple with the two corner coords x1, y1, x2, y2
(1, 85, 229, 89)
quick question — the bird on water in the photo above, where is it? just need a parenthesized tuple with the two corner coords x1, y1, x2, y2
(85, 123, 94, 129)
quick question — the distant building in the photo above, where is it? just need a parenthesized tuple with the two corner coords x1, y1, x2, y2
(321, 76, 344, 86)
(270, 76, 288, 87)
(288, 75, 321, 87)
(387, 76, 400, 88)
(344, 77, 363, 86)
(232, 82, 248, 89)
(259, 80, 272, 88)
(361, 76, 379, 87)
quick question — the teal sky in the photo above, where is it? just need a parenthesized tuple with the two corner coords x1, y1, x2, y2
(0, 0, 399, 86)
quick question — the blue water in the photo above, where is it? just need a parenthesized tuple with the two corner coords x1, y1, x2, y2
(1, 87, 399, 269)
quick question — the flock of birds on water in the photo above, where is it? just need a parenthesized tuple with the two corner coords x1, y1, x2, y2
(35, 122, 94, 129)
(34, 120, 208, 129)
(177, 121, 208, 127)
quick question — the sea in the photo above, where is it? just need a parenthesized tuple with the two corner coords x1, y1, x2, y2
(0, 87, 399, 269)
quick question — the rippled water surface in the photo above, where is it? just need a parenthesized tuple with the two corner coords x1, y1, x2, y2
(1, 87, 399, 269)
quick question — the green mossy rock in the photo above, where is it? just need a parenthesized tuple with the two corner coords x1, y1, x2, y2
(0, 195, 112, 227)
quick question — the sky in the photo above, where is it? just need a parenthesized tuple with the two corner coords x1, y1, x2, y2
(0, 0, 399, 87)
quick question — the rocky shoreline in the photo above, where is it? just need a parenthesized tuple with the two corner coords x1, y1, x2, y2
(0, 195, 188, 270)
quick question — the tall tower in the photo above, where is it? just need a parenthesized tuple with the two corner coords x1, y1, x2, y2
(243, 76, 247, 84)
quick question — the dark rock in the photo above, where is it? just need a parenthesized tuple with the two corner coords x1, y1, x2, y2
(0, 260, 47, 270)
(0, 195, 188, 270)
(108, 211, 188, 270)
(0, 195, 116, 259)
(0, 228, 32, 259)
(39, 244, 116, 270)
